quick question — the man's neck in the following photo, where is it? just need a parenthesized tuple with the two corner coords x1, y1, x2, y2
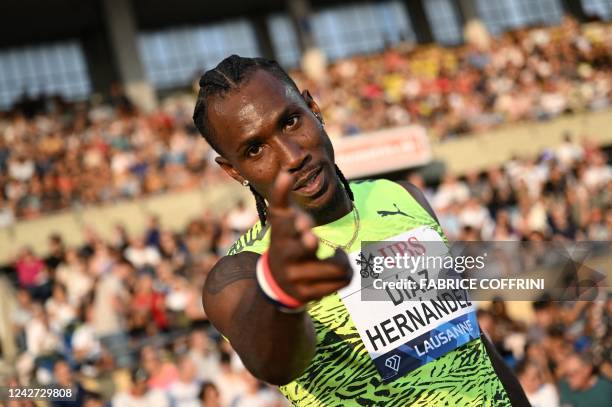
(309, 184, 353, 226)
(580, 375, 598, 391)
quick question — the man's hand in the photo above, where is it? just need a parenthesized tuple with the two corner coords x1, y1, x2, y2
(201, 171, 354, 384)
(267, 172, 353, 303)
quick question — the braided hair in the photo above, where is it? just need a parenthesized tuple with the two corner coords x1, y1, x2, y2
(193, 55, 300, 148)
(193, 55, 353, 225)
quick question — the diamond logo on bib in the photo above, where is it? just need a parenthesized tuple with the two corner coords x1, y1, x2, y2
(385, 355, 401, 372)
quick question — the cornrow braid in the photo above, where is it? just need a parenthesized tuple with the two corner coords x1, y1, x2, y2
(249, 185, 268, 226)
(193, 55, 301, 152)
(334, 164, 354, 202)
(250, 165, 354, 226)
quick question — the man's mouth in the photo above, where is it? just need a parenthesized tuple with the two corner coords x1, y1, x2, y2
(293, 166, 324, 193)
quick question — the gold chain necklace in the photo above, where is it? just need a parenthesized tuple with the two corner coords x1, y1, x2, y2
(318, 203, 360, 251)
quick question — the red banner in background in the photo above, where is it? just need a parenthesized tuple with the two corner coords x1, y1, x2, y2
(332, 125, 432, 179)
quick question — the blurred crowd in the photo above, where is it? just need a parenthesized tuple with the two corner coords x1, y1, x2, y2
(1, 18, 611, 223)
(0, 90, 218, 223)
(0, 133, 609, 406)
(413, 135, 610, 407)
(0, 203, 289, 406)
(423, 134, 611, 242)
(0, 14, 611, 407)
(293, 17, 611, 139)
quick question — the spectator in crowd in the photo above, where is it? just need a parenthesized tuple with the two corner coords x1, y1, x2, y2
(231, 370, 286, 407)
(140, 346, 179, 391)
(198, 381, 221, 407)
(516, 359, 560, 407)
(215, 352, 248, 407)
(112, 368, 169, 407)
(10, 288, 34, 351)
(93, 260, 131, 367)
(71, 303, 101, 369)
(44, 283, 76, 332)
(187, 330, 220, 383)
(167, 355, 201, 407)
(45, 233, 66, 271)
(51, 359, 86, 407)
(226, 200, 258, 236)
(559, 353, 612, 407)
(15, 247, 50, 301)
(55, 249, 93, 307)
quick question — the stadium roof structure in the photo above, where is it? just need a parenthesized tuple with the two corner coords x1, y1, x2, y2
(0, 0, 374, 48)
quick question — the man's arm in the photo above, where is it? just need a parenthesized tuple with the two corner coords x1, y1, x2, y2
(203, 172, 352, 385)
(481, 333, 531, 406)
(202, 251, 316, 385)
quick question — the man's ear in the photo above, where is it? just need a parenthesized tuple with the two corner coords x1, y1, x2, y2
(215, 156, 245, 184)
(302, 89, 322, 120)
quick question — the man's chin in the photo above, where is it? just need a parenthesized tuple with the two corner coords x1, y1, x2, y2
(294, 169, 345, 220)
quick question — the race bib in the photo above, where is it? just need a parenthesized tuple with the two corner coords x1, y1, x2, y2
(338, 226, 480, 383)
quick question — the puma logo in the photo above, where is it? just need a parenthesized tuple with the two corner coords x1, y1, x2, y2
(377, 203, 415, 219)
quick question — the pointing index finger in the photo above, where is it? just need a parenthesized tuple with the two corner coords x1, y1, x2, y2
(269, 171, 294, 210)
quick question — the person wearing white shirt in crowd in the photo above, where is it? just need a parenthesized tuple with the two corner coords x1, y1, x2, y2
(516, 360, 559, 407)
(15, 304, 63, 384)
(187, 331, 220, 383)
(0, 195, 15, 228)
(45, 283, 76, 332)
(168, 355, 201, 407)
(124, 236, 161, 269)
(25, 304, 63, 358)
(71, 304, 102, 366)
(55, 249, 93, 306)
(231, 370, 287, 407)
(112, 368, 169, 407)
(93, 260, 133, 368)
(8, 154, 35, 181)
(433, 174, 470, 209)
(556, 133, 583, 169)
(214, 353, 246, 407)
(93, 261, 131, 337)
(226, 200, 258, 235)
(458, 197, 495, 239)
(583, 152, 612, 191)
(10, 289, 33, 341)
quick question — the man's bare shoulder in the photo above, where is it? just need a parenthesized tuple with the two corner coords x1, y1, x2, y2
(204, 251, 260, 295)
(395, 180, 439, 222)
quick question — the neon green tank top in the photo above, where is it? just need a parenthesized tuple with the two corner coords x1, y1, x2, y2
(227, 179, 511, 406)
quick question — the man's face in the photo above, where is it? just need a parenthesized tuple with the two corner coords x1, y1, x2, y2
(518, 364, 541, 394)
(207, 69, 339, 213)
(565, 357, 592, 390)
(54, 362, 72, 387)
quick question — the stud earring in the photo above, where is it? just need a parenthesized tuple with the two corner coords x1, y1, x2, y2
(242, 180, 250, 187)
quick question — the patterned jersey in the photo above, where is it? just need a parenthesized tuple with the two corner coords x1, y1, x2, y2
(227, 179, 511, 406)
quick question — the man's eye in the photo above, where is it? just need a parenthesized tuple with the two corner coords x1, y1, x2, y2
(247, 145, 263, 157)
(285, 115, 299, 129)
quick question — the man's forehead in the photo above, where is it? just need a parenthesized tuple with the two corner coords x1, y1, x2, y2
(211, 70, 302, 127)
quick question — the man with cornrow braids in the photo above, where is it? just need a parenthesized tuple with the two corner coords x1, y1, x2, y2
(194, 55, 529, 406)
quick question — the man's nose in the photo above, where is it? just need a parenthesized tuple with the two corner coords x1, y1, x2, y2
(278, 139, 310, 173)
